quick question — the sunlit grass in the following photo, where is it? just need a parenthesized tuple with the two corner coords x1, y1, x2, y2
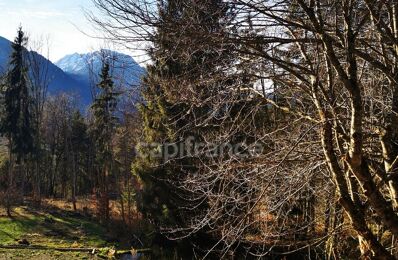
(0, 206, 107, 248)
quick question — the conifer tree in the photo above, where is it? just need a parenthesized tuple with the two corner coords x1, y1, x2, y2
(91, 62, 118, 223)
(133, 0, 236, 239)
(70, 111, 90, 211)
(132, 0, 187, 230)
(0, 27, 34, 217)
(2, 27, 34, 161)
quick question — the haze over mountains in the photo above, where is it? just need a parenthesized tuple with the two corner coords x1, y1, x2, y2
(0, 36, 145, 106)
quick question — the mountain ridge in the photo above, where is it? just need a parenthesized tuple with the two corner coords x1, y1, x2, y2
(55, 49, 145, 90)
(0, 36, 145, 106)
(0, 36, 91, 105)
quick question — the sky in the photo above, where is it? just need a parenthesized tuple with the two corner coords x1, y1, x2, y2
(0, 0, 128, 63)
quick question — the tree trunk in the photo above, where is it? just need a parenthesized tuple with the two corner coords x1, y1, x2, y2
(72, 153, 77, 211)
(320, 116, 393, 259)
(6, 137, 14, 218)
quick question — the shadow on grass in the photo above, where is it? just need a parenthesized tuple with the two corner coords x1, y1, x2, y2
(0, 206, 108, 247)
(0, 211, 42, 244)
(0, 229, 14, 240)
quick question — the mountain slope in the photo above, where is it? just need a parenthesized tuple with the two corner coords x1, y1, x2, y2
(0, 36, 88, 104)
(0, 37, 12, 72)
(0, 36, 145, 106)
(56, 50, 145, 101)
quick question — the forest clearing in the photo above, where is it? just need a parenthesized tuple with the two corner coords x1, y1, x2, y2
(0, 199, 148, 259)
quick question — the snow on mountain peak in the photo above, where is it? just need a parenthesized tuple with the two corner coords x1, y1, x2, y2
(0, 35, 145, 107)
(55, 49, 146, 105)
(55, 50, 145, 88)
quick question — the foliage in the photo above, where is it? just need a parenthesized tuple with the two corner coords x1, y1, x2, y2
(90, 61, 119, 223)
(1, 27, 34, 160)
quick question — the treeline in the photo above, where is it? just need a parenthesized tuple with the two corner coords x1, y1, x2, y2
(0, 28, 138, 225)
(88, 0, 398, 259)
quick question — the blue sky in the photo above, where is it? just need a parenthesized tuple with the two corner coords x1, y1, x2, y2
(0, 0, 111, 62)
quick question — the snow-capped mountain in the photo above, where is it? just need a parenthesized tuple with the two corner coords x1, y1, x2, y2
(56, 50, 145, 94)
(0, 36, 89, 105)
(0, 36, 145, 107)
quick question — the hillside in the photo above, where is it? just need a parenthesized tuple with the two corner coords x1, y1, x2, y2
(56, 50, 145, 102)
(0, 37, 145, 106)
(56, 50, 145, 87)
(0, 36, 88, 104)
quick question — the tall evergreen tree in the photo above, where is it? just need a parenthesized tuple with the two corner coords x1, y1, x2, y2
(0, 27, 34, 217)
(132, 0, 237, 249)
(91, 62, 118, 223)
(2, 27, 34, 161)
(70, 111, 90, 211)
(133, 0, 187, 230)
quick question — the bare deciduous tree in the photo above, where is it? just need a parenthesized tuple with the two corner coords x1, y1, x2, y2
(91, 0, 398, 258)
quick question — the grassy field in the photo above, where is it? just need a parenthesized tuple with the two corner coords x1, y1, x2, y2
(0, 205, 124, 259)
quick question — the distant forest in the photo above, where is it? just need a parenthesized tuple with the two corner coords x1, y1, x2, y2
(1, 0, 398, 259)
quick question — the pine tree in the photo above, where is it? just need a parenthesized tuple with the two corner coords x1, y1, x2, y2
(91, 62, 118, 223)
(132, 0, 186, 231)
(132, 3, 273, 255)
(70, 111, 90, 211)
(132, 0, 235, 243)
(0, 27, 34, 217)
(2, 27, 34, 160)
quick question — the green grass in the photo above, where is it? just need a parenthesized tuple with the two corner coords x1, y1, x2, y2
(0, 248, 96, 259)
(0, 206, 109, 259)
(0, 207, 107, 247)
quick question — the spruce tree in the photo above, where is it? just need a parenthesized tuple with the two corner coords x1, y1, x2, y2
(132, 3, 272, 255)
(70, 111, 90, 211)
(133, 0, 186, 230)
(0, 27, 34, 216)
(132, 0, 236, 247)
(2, 27, 34, 161)
(91, 62, 118, 223)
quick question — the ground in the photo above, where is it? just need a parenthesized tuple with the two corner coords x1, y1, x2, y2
(0, 249, 97, 260)
(0, 203, 127, 259)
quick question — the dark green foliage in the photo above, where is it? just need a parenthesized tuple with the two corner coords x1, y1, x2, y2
(1, 27, 34, 161)
(70, 111, 91, 194)
(132, 0, 188, 228)
(91, 61, 118, 222)
(133, 0, 235, 229)
(131, 5, 274, 257)
(91, 62, 118, 163)
(71, 111, 90, 159)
